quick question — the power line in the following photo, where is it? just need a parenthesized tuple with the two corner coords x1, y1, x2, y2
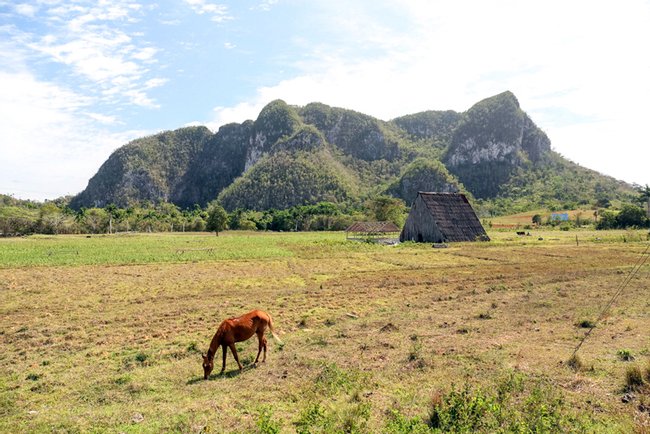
(571, 242, 650, 358)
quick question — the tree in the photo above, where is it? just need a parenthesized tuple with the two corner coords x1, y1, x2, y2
(635, 184, 650, 216)
(83, 208, 109, 233)
(105, 203, 119, 234)
(616, 204, 647, 228)
(38, 202, 65, 234)
(206, 201, 228, 236)
(595, 210, 617, 230)
(531, 214, 543, 225)
(367, 195, 407, 226)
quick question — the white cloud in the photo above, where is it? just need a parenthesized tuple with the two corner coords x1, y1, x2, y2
(132, 46, 158, 61)
(13, 1, 166, 108)
(144, 77, 168, 89)
(207, 0, 650, 187)
(208, 101, 266, 131)
(251, 0, 278, 12)
(15, 4, 37, 17)
(86, 112, 119, 125)
(0, 70, 145, 200)
(184, 0, 232, 23)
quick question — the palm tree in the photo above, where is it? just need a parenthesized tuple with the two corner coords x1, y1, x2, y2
(636, 184, 650, 217)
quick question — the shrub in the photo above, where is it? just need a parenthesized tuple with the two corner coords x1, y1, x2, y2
(385, 410, 430, 433)
(294, 403, 329, 434)
(414, 375, 595, 432)
(256, 406, 280, 434)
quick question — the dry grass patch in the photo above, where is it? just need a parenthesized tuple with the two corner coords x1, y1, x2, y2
(1, 231, 649, 431)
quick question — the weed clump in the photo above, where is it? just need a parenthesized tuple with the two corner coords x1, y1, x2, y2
(577, 319, 595, 328)
(567, 354, 584, 372)
(624, 366, 645, 392)
(617, 349, 634, 361)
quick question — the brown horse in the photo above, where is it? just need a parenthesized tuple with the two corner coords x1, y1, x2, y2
(202, 309, 282, 379)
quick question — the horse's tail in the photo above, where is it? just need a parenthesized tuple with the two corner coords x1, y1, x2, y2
(267, 314, 284, 345)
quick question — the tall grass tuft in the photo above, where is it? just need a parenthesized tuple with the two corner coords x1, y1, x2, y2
(567, 354, 584, 372)
(624, 366, 645, 392)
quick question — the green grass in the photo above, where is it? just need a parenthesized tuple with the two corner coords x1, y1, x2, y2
(1, 229, 645, 269)
(0, 231, 387, 268)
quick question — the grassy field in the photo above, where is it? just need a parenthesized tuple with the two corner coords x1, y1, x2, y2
(488, 208, 598, 228)
(1, 230, 649, 432)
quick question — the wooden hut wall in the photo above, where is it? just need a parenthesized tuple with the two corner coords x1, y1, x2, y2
(400, 195, 444, 243)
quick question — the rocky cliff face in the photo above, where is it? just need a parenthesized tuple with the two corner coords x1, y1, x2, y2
(70, 126, 212, 209)
(444, 91, 551, 198)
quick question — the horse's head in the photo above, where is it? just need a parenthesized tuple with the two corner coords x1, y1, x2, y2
(202, 353, 214, 380)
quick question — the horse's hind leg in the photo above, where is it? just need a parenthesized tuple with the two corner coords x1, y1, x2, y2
(254, 331, 264, 364)
(262, 336, 267, 362)
(228, 343, 243, 370)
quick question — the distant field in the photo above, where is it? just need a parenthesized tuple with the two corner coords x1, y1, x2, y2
(1, 231, 649, 432)
(488, 208, 598, 228)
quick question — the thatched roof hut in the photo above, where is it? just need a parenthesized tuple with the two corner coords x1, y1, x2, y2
(400, 192, 489, 243)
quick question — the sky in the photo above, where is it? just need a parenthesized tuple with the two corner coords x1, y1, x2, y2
(1, 0, 649, 201)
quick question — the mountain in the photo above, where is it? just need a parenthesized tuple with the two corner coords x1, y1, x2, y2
(70, 92, 633, 212)
(443, 91, 551, 198)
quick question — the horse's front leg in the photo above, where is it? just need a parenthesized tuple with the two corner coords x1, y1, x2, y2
(220, 344, 227, 374)
(228, 343, 243, 370)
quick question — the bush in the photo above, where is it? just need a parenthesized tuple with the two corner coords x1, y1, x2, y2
(256, 407, 280, 434)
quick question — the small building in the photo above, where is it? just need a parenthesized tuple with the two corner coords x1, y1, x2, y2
(400, 192, 489, 243)
(345, 221, 401, 243)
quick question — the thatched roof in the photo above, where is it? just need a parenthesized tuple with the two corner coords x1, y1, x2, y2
(416, 192, 488, 242)
(345, 221, 401, 234)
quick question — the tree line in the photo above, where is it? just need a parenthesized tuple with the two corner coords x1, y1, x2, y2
(0, 196, 409, 236)
(1, 186, 648, 237)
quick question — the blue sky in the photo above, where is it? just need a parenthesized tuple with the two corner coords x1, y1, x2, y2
(1, 0, 649, 201)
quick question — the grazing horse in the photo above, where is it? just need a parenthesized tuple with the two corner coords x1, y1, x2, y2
(202, 309, 282, 379)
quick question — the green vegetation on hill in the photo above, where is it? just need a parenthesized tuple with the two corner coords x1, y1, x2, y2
(70, 126, 213, 209)
(217, 149, 356, 211)
(391, 110, 462, 149)
(47, 92, 636, 216)
(385, 158, 465, 205)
